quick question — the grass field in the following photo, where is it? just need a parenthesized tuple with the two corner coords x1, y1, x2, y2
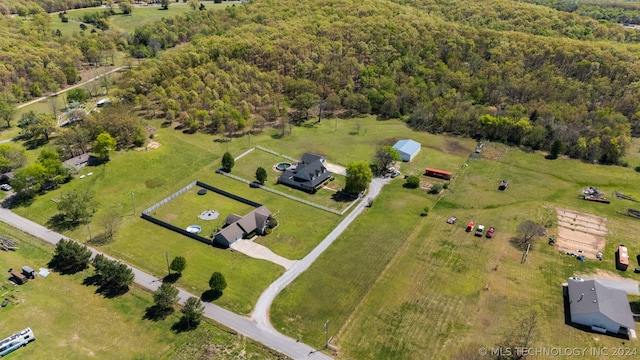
(7, 110, 640, 357)
(0, 223, 279, 360)
(269, 126, 640, 359)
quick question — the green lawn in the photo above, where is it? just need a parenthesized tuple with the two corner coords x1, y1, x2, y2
(230, 148, 352, 212)
(0, 223, 278, 360)
(151, 184, 258, 238)
(269, 125, 640, 359)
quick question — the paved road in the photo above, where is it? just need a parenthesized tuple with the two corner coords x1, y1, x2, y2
(0, 208, 330, 360)
(17, 66, 126, 110)
(251, 178, 389, 329)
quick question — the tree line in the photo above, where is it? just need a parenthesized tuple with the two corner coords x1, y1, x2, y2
(111, 0, 640, 164)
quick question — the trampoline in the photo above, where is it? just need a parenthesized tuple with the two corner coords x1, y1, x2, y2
(198, 210, 220, 220)
(197, 188, 207, 195)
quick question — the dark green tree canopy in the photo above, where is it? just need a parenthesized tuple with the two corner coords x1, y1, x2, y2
(255, 166, 267, 185)
(49, 238, 92, 274)
(221, 152, 235, 172)
(208, 271, 227, 293)
(169, 256, 187, 274)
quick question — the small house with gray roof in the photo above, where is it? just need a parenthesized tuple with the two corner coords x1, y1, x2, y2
(566, 277, 636, 336)
(278, 153, 332, 193)
(214, 206, 272, 247)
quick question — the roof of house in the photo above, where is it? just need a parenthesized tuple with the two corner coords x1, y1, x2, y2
(568, 278, 636, 330)
(393, 139, 421, 155)
(281, 153, 333, 189)
(300, 153, 325, 165)
(219, 206, 272, 244)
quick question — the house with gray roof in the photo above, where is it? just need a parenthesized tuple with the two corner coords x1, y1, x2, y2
(566, 277, 636, 336)
(278, 153, 333, 193)
(214, 206, 272, 247)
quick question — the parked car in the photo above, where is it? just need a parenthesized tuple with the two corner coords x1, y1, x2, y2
(486, 227, 495, 238)
(390, 170, 401, 178)
(0, 184, 12, 191)
(475, 224, 485, 236)
(635, 268, 640, 274)
(447, 216, 457, 224)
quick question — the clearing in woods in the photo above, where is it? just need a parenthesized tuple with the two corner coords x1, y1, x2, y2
(555, 208, 607, 259)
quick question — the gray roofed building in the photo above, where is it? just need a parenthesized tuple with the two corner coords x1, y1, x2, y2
(278, 153, 333, 193)
(214, 206, 272, 248)
(567, 277, 636, 336)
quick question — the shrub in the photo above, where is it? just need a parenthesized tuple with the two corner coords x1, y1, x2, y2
(404, 175, 420, 189)
(635, 166, 640, 173)
(428, 183, 443, 194)
(421, 207, 429, 217)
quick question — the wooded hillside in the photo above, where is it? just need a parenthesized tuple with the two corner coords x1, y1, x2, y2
(115, 0, 640, 164)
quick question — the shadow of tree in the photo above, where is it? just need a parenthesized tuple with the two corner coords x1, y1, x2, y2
(330, 191, 355, 203)
(201, 289, 222, 302)
(4, 191, 35, 209)
(47, 257, 88, 275)
(171, 317, 201, 333)
(162, 273, 181, 284)
(46, 213, 80, 232)
(509, 236, 528, 251)
(143, 304, 174, 321)
(82, 274, 130, 298)
(87, 233, 112, 246)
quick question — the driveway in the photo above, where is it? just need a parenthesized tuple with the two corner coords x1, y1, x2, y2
(0, 208, 331, 360)
(251, 178, 389, 330)
(231, 239, 297, 270)
(324, 162, 346, 176)
(579, 274, 640, 295)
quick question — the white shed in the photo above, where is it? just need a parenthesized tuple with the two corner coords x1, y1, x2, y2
(567, 278, 636, 336)
(392, 139, 421, 162)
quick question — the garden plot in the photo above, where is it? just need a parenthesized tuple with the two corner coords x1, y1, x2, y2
(555, 208, 607, 259)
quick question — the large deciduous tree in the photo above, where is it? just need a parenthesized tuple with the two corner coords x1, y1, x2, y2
(0, 98, 17, 128)
(57, 189, 97, 224)
(345, 161, 372, 194)
(93, 132, 117, 161)
(374, 146, 400, 175)
(516, 220, 545, 247)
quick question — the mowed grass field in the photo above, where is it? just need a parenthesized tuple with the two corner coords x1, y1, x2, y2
(0, 223, 279, 360)
(270, 132, 640, 358)
(231, 148, 351, 211)
(151, 185, 257, 239)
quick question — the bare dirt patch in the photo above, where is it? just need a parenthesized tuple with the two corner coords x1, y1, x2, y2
(444, 139, 471, 155)
(555, 208, 607, 259)
(147, 140, 161, 149)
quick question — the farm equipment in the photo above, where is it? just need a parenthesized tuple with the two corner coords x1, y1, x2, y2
(618, 208, 640, 220)
(486, 227, 495, 238)
(582, 186, 610, 203)
(498, 180, 509, 191)
(614, 191, 640, 203)
(466, 221, 474, 232)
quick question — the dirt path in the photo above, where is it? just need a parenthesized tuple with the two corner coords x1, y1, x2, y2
(17, 66, 126, 110)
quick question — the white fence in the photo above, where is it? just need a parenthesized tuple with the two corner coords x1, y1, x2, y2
(142, 181, 197, 214)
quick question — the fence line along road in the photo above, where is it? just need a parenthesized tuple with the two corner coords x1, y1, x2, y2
(0, 208, 331, 360)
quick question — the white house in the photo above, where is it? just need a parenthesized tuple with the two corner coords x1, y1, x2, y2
(392, 139, 421, 162)
(567, 277, 636, 336)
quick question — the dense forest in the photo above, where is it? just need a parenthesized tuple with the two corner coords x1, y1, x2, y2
(522, 0, 640, 25)
(113, 0, 640, 164)
(0, 0, 102, 15)
(2, 0, 640, 166)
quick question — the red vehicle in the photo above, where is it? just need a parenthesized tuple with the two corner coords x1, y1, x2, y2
(486, 227, 495, 238)
(466, 221, 474, 232)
